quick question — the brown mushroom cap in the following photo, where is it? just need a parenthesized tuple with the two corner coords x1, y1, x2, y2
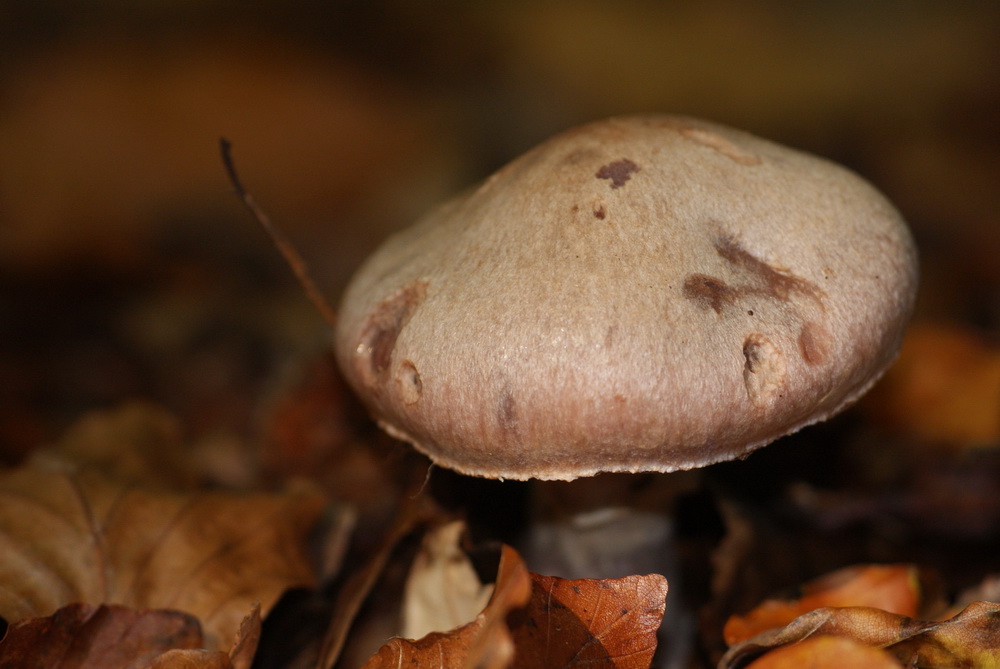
(334, 115, 918, 481)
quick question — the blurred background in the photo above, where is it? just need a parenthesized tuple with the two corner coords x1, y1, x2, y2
(1, 0, 999, 459)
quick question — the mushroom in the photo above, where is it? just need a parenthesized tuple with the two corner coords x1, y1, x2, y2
(333, 114, 918, 661)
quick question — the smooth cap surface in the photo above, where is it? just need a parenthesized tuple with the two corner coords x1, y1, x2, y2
(335, 115, 918, 480)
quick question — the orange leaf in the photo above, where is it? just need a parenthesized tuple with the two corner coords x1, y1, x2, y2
(509, 572, 668, 668)
(720, 601, 1000, 669)
(867, 323, 1000, 447)
(746, 635, 903, 669)
(724, 564, 919, 645)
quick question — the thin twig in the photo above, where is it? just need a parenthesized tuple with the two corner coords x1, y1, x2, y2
(220, 138, 338, 329)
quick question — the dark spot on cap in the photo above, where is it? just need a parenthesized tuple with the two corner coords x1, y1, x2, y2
(595, 158, 640, 189)
(593, 204, 607, 219)
(604, 324, 618, 348)
(683, 274, 738, 313)
(714, 236, 824, 305)
(356, 280, 427, 387)
(498, 386, 518, 434)
(798, 321, 831, 366)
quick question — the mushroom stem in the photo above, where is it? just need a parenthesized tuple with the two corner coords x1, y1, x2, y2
(520, 473, 689, 576)
(519, 472, 698, 668)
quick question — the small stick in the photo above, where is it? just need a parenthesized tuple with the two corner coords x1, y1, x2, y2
(220, 138, 338, 329)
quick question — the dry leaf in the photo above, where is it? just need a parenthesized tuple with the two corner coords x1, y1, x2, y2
(366, 539, 668, 669)
(0, 464, 325, 649)
(887, 601, 1000, 668)
(144, 650, 233, 669)
(510, 571, 668, 668)
(724, 564, 920, 645)
(227, 603, 262, 669)
(362, 544, 532, 669)
(866, 323, 1000, 448)
(142, 604, 262, 669)
(402, 520, 495, 640)
(719, 601, 1000, 669)
(745, 635, 903, 669)
(365, 538, 668, 669)
(0, 603, 203, 668)
(30, 401, 206, 489)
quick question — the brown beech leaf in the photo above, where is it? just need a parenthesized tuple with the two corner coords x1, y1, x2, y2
(744, 636, 903, 669)
(0, 464, 325, 649)
(143, 604, 262, 669)
(510, 571, 668, 668)
(724, 564, 920, 645)
(0, 602, 203, 668)
(362, 544, 532, 669)
(719, 601, 1000, 669)
(227, 602, 262, 669)
(364, 543, 668, 669)
(887, 601, 1000, 668)
(144, 651, 233, 669)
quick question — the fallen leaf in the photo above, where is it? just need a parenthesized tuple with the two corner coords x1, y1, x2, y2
(30, 401, 207, 489)
(362, 544, 532, 669)
(865, 323, 1000, 448)
(144, 650, 233, 669)
(510, 571, 668, 668)
(719, 601, 1000, 669)
(724, 564, 920, 645)
(888, 601, 1000, 668)
(227, 602, 262, 669)
(0, 603, 203, 668)
(402, 520, 495, 640)
(745, 635, 903, 669)
(365, 540, 668, 669)
(0, 463, 325, 649)
(143, 604, 262, 669)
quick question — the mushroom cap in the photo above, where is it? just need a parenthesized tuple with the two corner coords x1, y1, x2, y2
(334, 115, 918, 481)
